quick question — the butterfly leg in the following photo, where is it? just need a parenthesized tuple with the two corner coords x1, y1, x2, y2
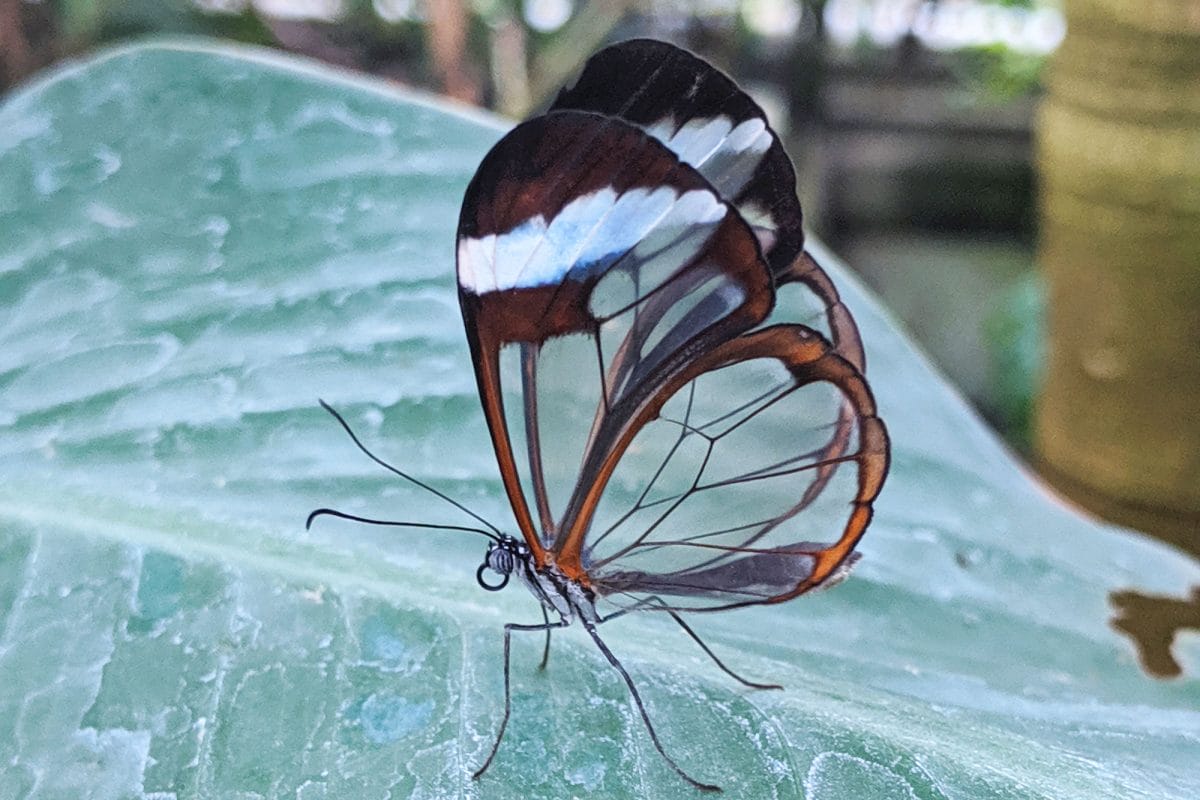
(599, 600, 782, 690)
(473, 618, 567, 781)
(581, 618, 722, 793)
(538, 605, 552, 671)
(649, 598, 783, 690)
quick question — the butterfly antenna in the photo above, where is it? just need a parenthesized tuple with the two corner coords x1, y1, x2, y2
(306, 507, 501, 543)
(316, 399, 504, 537)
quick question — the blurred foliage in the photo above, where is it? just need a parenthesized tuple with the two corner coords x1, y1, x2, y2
(54, 0, 273, 42)
(983, 272, 1043, 450)
(3, 1, 1059, 106)
(948, 43, 1046, 101)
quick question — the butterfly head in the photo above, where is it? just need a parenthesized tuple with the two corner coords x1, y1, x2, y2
(476, 534, 527, 592)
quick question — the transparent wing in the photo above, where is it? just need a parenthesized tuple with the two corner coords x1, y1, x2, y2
(584, 325, 888, 612)
(458, 53, 886, 581)
(457, 111, 774, 566)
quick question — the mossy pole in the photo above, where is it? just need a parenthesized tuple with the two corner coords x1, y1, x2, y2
(1035, 0, 1200, 555)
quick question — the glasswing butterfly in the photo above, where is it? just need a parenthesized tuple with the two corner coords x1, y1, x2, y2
(310, 38, 888, 793)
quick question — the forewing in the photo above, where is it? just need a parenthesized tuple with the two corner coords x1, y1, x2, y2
(584, 325, 888, 612)
(456, 110, 774, 563)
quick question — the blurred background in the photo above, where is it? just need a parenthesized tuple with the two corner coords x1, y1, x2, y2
(1, 1, 1195, 560)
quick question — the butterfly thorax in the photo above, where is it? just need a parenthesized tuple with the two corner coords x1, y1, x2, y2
(526, 558, 602, 624)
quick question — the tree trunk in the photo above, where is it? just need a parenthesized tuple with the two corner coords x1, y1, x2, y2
(1035, 0, 1200, 555)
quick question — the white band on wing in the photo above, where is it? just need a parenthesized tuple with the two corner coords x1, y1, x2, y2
(458, 186, 726, 295)
(643, 116, 771, 191)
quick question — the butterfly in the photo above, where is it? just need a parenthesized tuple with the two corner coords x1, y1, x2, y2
(310, 38, 888, 793)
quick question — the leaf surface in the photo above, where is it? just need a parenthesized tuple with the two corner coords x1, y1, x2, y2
(0, 39, 1197, 800)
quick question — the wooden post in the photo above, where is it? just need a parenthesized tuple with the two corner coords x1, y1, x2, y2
(1035, 0, 1200, 554)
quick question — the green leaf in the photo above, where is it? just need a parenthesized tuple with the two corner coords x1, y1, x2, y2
(1, 39, 1197, 800)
